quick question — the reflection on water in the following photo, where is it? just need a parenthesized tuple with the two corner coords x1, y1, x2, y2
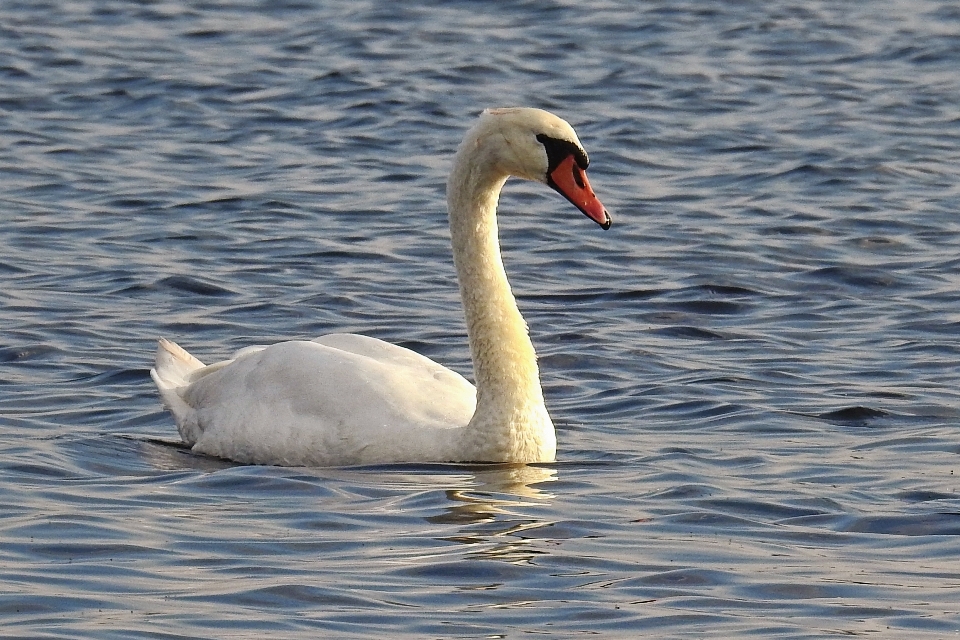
(433, 465, 557, 565)
(442, 464, 557, 509)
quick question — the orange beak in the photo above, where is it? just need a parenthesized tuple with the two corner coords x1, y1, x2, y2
(547, 155, 611, 230)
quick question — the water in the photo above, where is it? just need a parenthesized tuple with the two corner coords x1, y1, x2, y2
(2, 0, 959, 637)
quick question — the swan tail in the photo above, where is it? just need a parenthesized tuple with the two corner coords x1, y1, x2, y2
(150, 338, 205, 444)
(152, 338, 205, 383)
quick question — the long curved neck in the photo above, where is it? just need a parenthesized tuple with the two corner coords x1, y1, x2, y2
(446, 143, 549, 433)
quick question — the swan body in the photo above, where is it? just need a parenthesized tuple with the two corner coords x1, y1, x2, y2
(151, 107, 610, 466)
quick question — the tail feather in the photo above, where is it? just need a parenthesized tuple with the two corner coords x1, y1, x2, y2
(152, 338, 204, 385)
(150, 338, 206, 444)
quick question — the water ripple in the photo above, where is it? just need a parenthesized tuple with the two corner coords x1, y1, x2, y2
(2, 0, 960, 637)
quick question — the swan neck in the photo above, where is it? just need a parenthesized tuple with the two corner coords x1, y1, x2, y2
(446, 147, 546, 416)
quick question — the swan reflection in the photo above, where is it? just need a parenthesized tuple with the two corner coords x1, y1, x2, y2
(429, 464, 558, 565)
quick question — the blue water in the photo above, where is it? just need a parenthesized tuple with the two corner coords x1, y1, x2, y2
(2, 1, 959, 637)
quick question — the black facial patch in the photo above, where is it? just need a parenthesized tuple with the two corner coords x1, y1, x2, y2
(536, 134, 589, 172)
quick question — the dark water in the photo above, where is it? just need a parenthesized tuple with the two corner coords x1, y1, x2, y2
(2, 1, 959, 637)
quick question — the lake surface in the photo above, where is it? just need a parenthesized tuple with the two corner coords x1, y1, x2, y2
(2, 0, 959, 637)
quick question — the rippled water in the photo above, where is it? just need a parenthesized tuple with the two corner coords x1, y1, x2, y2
(2, 1, 959, 637)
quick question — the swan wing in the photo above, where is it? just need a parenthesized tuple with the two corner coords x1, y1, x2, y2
(159, 335, 476, 466)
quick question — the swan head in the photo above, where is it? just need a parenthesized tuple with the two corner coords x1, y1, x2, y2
(465, 107, 611, 229)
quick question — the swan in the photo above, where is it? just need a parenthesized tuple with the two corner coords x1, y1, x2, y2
(150, 107, 610, 466)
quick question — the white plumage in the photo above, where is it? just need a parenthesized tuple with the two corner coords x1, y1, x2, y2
(151, 107, 609, 466)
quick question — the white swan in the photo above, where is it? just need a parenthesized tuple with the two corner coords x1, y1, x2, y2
(150, 107, 610, 466)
